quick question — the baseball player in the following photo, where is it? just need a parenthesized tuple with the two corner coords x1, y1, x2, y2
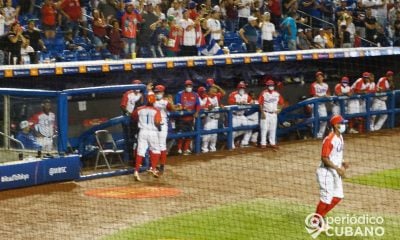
(258, 80, 284, 149)
(310, 71, 330, 139)
(30, 99, 56, 151)
(241, 91, 259, 146)
(131, 94, 162, 181)
(228, 81, 253, 149)
(199, 87, 221, 153)
(349, 72, 370, 133)
(120, 79, 145, 161)
(152, 85, 176, 174)
(332, 77, 352, 116)
(370, 71, 394, 131)
(315, 115, 349, 228)
(174, 80, 200, 155)
(205, 78, 226, 97)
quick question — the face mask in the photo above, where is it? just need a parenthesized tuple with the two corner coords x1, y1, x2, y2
(338, 124, 346, 134)
(238, 89, 245, 95)
(186, 87, 192, 93)
(342, 83, 348, 87)
(268, 86, 274, 91)
(156, 93, 163, 100)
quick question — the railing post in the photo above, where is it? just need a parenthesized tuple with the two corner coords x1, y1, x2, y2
(227, 108, 233, 150)
(390, 91, 396, 128)
(313, 102, 319, 138)
(57, 92, 68, 153)
(194, 112, 201, 154)
(365, 94, 371, 131)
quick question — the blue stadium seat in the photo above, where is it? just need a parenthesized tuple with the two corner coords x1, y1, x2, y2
(90, 49, 103, 60)
(77, 50, 90, 61)
(101, 49, 112, 59)
(62, 50, 77, 62)
(228, 42, 246, 53)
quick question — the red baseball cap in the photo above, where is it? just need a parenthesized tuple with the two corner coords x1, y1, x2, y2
(386, 70, 394, 76)
(237, 82, 246, 89)
(362, 72, 370, 78)
(185, 80, 193, 85)
(330, 115, 348, 125)
(132, 79, 142, 84)
(197, 86, 206, 92)
(341, 76, 349, 83)
(154, 85, 165, 92)
(206, 78, 215, 86)
(315, 71, 324, 77)
(265, 79, 275, 86)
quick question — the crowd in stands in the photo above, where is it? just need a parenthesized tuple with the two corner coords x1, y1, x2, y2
(0, 0, 399, 64)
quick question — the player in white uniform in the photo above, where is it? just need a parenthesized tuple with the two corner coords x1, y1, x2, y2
(241, 91, 259, 146)
(258, 80, 284, 149)
(30, 99, 56, 151)
(314, 115, 349, 228)
(199, 87, 221, 153)
(370, 71, 394, 131)
(332, 77, 352, 116)
(152, 85, 176, 174)
(228, 82, 252, 149)
(349, 72, 369, 133)
(310, 72, 330, 139)
(131, 94, 162, 181)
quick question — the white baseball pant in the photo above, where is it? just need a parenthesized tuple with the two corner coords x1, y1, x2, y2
(315, 103, 327, 138)
(137, 129, 160, 157)
(316, 167, 344, 204)
(241, 118, 259, 145)
(202, 116, 219, 152)
(231, 114, 251, 148)
(158, 124, 168, 151)
(370, 99, 387, 131)
(260, 112, 277, 146)
(37, 137, 53, 151)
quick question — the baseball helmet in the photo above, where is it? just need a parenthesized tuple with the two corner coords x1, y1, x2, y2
(147, 94, 156, 104)
(265, 79, 275, 86)
(197, 86, 206, 92)
(237, 82, 246, 89)
(362, 72, 370, 78)
(386, 70, 394, 76)
(185, 80, 193, 85)
(330, 115, 348, 125)
(154, 85, 166, 92)
(315, 71, 324, 77)
(341, 76, 349, 83)
(132, 79, 142, 84)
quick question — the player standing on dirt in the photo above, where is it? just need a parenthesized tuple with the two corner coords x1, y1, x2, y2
(314, 115, 349, 229)
(131, 94, 162, 181)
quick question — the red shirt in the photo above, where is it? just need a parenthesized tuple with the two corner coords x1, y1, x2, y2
(121, 11, 142, 39)
(41, 3, 57, 26)
(60, 0, 82, 21)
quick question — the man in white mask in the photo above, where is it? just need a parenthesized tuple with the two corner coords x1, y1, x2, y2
(258, 79, 285, 149)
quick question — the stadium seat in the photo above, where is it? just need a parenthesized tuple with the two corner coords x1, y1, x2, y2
(228, 42, 247, 53)
(90, 49, 103, 60)
(62, 50, 77, 62)
(101, 49, 112, 59)
(77, 50, 90, 61)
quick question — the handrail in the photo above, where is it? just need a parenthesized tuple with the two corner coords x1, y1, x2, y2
(296, 10, 336, 36)
(0, 131, 25, 149)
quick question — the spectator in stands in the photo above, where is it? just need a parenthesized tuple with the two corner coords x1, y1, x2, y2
(107, 18, 123, 59)
(20, 37, 34, 64)
(3, 0, 16, 33)
(297, 28, 312, 49)
(374, 24, 391, 47)
(7, 22, 27, 64)
(335, 0, 350, 22)
(23, 20, 46, 53)
(174, 80, 200, 155)
(304, 27, 314, 43)
(121, 2, 143, 59)
(0, 9, 5, 36)
(323, 27, 335, 48)
(280, 11, 297, 50)
(150, 16, 168, 57)
(389, 1, 400, 27)
(41, 0, 57, 40)
(239, 15, 259, 53)
(394, 12, 400, 46)
(167, 0, 183, 21)
(313, 28, 326, 48)
(237, 0, 253, 29)
(224, 0, 238, 32)
(92, 9, 108, 51)
(98, 0, 119, 22)
(207, 9, 223, 42)
(320, 0, 334, 25)
(138, 3, 159, 58)
(365, 8, 377, 43)
(59, 0, 82, 37)
(166, 15, 182, 56)
(179, 9, 197, 56)
(282, 0, 298, 17)
(339, 23, 352, 47)
(16, 0, 34, 18)
(154, 4, 166, 21)
(352, 0, 366, 38)
(16, 120, 41, 151)
(259, 12, 276, 52)
(267, 0, 282, 27)
(64, 29, 84, 51)
(187, 1, 199, 20)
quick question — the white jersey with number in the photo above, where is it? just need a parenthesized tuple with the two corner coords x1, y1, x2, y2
(311, 82, 329, 97)
(31, 112, 56, 137)
(321, 132, 344, 168)
(121, 91, 142, 114)
(133, 106, 161, 131)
